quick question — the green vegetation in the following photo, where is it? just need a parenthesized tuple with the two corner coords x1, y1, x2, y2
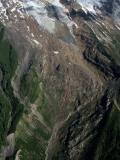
(110, 32, 120, 64)
(20, 67, 40, 103)
(0, 24, 24, 151)
(16, 77, 51, 159)
(0, 89, 12, 147)
(16, 117, 50, 160)
(0, 36, 17, 79)
(37, 91, 52, 127)
(16, 135, 46, 160)
(0, 25, 4, 42)
(95, 106, 120, 160)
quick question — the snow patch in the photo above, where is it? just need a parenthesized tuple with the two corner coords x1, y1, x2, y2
(33, 39, 39, 45)
(54, 51, 59, 54)
(77, 0, 101, 14)
(22, 0, 78, 34)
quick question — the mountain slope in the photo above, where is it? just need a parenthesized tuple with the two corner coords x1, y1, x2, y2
(0, 0, 120, 160)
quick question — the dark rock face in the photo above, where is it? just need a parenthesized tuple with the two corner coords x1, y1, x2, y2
(100, 0, 120, 16)
(100, 0, 114, 15)
(45, 5, 60, 20)
(83, 41, 120, 78)
(46, 91, 112, 160)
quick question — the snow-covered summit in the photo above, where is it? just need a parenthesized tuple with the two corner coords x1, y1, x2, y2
(77, 0, 120, 26)
(77, 0, 102, 14)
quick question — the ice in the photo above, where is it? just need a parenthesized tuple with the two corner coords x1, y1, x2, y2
(77, 0, 102, 14)
(22, 0, 78, 34)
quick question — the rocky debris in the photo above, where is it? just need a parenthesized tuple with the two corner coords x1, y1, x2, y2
(46, 87, 113, 160)
(15, 149, 22, 160)
(0, 133, 15, 160)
